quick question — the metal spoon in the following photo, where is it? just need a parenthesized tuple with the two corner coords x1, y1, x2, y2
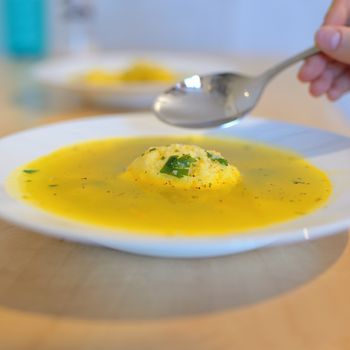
(153, 46, 320, 128)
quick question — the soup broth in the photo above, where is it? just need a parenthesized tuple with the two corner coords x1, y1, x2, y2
(9, 136, 331, 236)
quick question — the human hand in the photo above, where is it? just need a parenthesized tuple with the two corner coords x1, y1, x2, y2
(298, 0, 350, 100)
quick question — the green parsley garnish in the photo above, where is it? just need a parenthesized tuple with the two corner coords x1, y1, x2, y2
(160, 154, 197, 178)
(23, 169, 39, 174)
(206, 152, 228, 166)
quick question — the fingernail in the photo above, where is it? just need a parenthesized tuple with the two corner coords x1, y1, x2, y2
(316, 27, 341, 51)
(328, 89, 341, 100)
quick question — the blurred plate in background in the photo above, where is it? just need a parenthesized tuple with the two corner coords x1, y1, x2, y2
(32, 51, 236, 109)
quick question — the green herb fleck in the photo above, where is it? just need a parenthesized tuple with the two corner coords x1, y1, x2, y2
(23, 169, 39, 174)
(206, 152, 228, 166)
(149, 147, 157, 152)
(48, 184, 59, 188)
(160, 154, 197, 178)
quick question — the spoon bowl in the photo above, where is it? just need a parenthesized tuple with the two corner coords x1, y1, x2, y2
(154, 72, 267, 128)
(153, 47, 320, 128)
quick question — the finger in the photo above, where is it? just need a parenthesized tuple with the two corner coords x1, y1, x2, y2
(324, 0, 350, 26)
(327, 71, 350, 100)
(309, 61, 346, 96)
(298, 54, 328, 82)
(309, 73, 332, 97)
(327, 88, 343, 100)
(316, 26, 350, 65)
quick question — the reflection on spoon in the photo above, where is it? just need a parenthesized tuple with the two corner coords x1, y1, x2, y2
(153, 47, 320, 128)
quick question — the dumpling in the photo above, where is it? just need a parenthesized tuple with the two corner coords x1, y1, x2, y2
(123, 144, 240, 190)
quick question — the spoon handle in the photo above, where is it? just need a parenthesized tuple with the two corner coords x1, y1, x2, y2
(261, 46, 320, 81)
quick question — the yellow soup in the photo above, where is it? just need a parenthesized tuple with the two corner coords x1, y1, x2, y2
(8, 136, 331, 237)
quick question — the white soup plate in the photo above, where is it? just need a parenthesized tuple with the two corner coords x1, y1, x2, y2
(0, 113, 349, 258)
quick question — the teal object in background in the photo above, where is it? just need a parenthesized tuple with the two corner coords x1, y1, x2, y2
(3, 0, 46, 57)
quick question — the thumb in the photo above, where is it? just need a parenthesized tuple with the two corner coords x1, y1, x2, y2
(316, 26, 350, 64)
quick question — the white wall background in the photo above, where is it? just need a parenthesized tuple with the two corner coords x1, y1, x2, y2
(48, 0, 331, 56)
(0, 0, 332, 56)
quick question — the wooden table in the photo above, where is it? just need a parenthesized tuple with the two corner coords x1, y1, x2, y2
(1, 56, 350, 350)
